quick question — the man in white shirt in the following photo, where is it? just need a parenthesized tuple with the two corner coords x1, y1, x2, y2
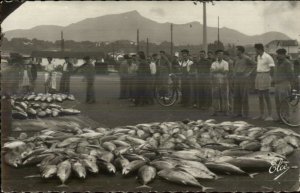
(210, 50, 229, 116)
(253, 43, 275, 121)
(148, 53, 158, 104)
(179, 49, 194, 106)
(44, 57, 57, 93)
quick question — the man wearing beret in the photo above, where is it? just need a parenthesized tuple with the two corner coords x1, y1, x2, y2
(274, 48, 294, 121)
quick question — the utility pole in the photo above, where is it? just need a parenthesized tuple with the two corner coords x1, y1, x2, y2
(137, 29, 140, 53)
(217, 16, 220, 49)
(203, 2, 207, 53)
(61, 31, 64, 52)
(146, 37, 149, 58)
(171, 23, 173, 56)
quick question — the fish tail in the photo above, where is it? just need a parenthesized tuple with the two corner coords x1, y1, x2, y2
(201, 186, 214, 191)
(24, 174, 41, 178)
(136, 185, 152, 189)
(57, 184, 69, 188)
(249, 173, 259, 178)
(215, 175, 223, 180)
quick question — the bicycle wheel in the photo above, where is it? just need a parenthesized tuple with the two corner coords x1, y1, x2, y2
(155, 85, 178, 107)
(279, 95, 300, 127)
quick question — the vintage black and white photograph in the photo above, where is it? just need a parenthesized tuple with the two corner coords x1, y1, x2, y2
(1, 0, 300, 192)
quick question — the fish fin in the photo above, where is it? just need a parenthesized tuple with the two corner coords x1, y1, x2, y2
(202, 186, 214, 191)
(24, 174, 41, 178)
(57, 184, 69, 188)
(136, 185, 152, 189)
(249, 173, 259, 178)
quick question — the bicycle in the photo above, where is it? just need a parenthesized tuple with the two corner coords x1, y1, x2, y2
(155, 73, 181, 107)
(279, 89, 300, 127)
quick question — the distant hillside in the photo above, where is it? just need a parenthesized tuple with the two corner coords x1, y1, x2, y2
(4, 10, 291, 45)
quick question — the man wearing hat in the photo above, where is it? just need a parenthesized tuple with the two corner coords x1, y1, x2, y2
(59, 56, 73, 94)
(274, 48, 294, 121)
(75, 56, 96, 103)
(179, 49, 194, 106)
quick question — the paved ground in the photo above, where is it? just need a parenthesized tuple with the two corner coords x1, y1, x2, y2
(2, 72, 300, 192)
(30, 72, 300, 131)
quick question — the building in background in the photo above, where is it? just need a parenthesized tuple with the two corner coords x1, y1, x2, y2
(266, 40, 299, 59)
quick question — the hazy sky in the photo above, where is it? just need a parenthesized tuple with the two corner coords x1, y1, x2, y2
(2, 1, 300, 41)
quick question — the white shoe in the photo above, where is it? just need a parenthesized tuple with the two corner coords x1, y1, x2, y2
(264, 116, 274, 121)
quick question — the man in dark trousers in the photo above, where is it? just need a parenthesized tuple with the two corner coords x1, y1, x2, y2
(119, 54, 130, 99)
(274, 48, 294, 121)
(59, 56, 73, 94)
(157, 51, 172, 98)
(197, 50, 212, 110)
(30, 57, 38, 92)
(233, 46, 256, 118)
(75, 56, 96, 104)
(179, 49, 194, 107)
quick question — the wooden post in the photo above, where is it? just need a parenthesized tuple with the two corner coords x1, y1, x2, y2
(146, 38, 149, 58)
(203, 2, 207, 54)
(61, 31, 64, 52)
(171, 23, 173, 56)
(137, 29, 140, 53)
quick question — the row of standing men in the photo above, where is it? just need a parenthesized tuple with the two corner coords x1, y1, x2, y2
(119, 43, 298, 122)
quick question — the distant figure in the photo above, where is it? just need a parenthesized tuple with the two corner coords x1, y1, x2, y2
(210, 50, 229, 116)
(233, 46, 256, 118)
(253, 43, 275, 121)
(119, 54, 130, 99)
(294, 55, 300, 90)
(75, 56, 96, 104)
(196, 50, 212, 110)
(44, 57, 57, 93)
(128, 54, 138, 101)
(59, 56, 73, 94)
(207, 51, 215, 64)
(179, 49, 194, 107)
(149, 53, 158, 104)
(20, 57, 33, 94)
(134, 51, 151, 106)
(224, 51, 234, 113)
(157, 51, 172, 98)
(274, 48, 294, 121)
(31, 57, 38, 92)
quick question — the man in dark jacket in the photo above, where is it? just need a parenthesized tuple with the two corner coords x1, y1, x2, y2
(59, 56, 73, 94)
(75, 56, 96, 104)
(197, 50, 212, 109)
(274, 48, 294, 121)
(119, 54, 130, 99)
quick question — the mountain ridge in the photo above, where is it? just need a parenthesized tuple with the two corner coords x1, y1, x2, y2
(4, 10, 291, 45)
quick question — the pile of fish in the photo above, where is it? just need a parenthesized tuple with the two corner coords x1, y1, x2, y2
(11, 93, 75, 103)
(3, 119, 300, 190)
(11, 99, 80, 119)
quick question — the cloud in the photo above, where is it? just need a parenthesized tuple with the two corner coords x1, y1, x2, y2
(149, 8, 165, 17)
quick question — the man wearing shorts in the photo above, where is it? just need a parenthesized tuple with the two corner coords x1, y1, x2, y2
(253, 43, 275, 121)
